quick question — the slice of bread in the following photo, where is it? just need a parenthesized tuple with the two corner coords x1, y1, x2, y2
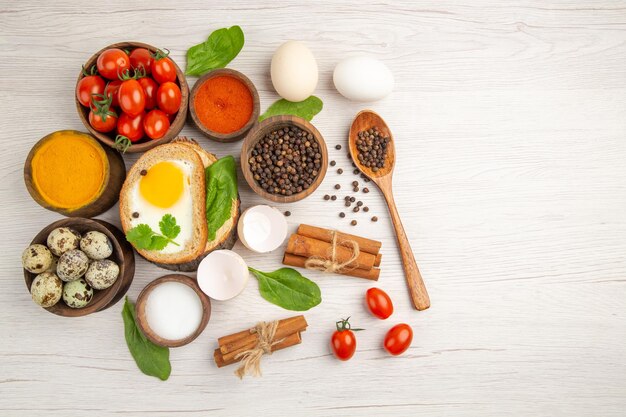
(119, 142, 208, 266)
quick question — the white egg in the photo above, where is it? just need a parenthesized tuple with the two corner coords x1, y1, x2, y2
(129, 160, 194, 255)
(333, 56, 394, 102)
(271, 41, 318, 102)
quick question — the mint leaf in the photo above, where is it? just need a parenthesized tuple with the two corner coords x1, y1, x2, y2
(126, 224, 154, 250)
(185, 26, 245, 76)
(159, 214, 180, 240)
(259, 96, 323, 122)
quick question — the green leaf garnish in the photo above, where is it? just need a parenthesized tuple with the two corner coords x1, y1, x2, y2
(185, 26, 245, 76)
(126, 214, 180, 250)
(248, 267, 322, 311)
(259, 96, 323, 122)
(205, 156, 238, 240)
(122, 297, 171, 381)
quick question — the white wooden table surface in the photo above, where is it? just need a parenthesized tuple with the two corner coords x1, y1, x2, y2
(1, 1, 625, 416)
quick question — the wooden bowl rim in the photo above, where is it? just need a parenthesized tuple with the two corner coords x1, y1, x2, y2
(23, 218, 132, 317)
(188, 68, 260, 143)
(75, 41, 189, 154)
(135, 274, 211, 348)
(240, 115, 328, 203)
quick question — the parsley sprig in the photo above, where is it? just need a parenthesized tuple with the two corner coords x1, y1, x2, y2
(126, 214, 181, 251)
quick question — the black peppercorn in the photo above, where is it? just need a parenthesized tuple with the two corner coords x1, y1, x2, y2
(353, 206, 360, 212)
(284, 211, 291, 217)
(335, 144, 342, 150)
(324, 194, 330, 200)
(335, 184, 341, 190)
(371, 216, 378, 222)
(330, 160, 336, 166)
(140, 169, 147, 176)
(331, 195, 337, 201)
(363, 187, 370, 193)
(337, 168, 343, 174)
(351, 220, 357, 226)
(132, 212, 139, 218)
(356, 201, 363, 207)
(363, 206, 369, 212)
(339, 212, 345, 218)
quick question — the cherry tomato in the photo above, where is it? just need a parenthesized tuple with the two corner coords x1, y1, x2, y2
(117, 111, 145, 142)
(152, 56, 176, 84)
(366, 287, 394, 319)
(156, 81, 181, 114)
(104, 80, 122, 107)
(138, 77, 158, 110)
(129, 48, 153, 75)
(76, 75, 105, 107)
(118, 79, 145, 117)
(89, 108, 117, 133)
(330, 318, 363, 361)
(143, 109, 170, 140)
(96, 48, 130, 80)
(383, 323, 413, 356)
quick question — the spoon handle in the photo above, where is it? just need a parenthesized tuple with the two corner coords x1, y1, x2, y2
(381, 188, 430, 311)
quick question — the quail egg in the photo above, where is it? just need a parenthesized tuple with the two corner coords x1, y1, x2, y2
(62, 278, 93, 308)
(85, 259, 119, 290)
(31, 271, 63, 308)
(80, 231, 113, 260)
(47, 227, 81, 257)
(22, 244, 53, 274)
(57, 249, 89, 282)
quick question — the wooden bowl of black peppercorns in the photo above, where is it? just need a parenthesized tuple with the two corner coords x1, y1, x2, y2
(240, 115, 327, 203)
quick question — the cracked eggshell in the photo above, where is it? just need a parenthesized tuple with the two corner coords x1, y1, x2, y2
(47, 227, 81, 257)
(237, 205, 288, 253)
(31, 271, 63, 308)
(22, 244, 53, 274)
(271, 41, 318, 102)
(197, 250, 249, 301)
(333, 56, 394, 102)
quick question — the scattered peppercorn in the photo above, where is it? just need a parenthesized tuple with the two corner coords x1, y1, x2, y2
(132, 212, 139, 218)
(363, 187, 370, 193)
(334, 184, 341, 190)
(353, 169, 360, 175)
(356, 126, 390, 172)
(352, 181, 358, 187)
(351, 220, 357, 226)
(337, 168, 343, 174)
(356, 201, 363, 207)
(353, 186, 359, 192)
(248, 125, 320, 196)
(345, 201, 351, 207)
(335, 144, 342, 150)
(324, 194, 330, 200)
(371, 216, 378, 222)
(363, 206, 369, 212)
(330, 160, 336, 167)
(339, 212, 345, 218)
(331, 195, 337, 201)
(350, 196, 355, 202)
(284, 211, 291, 217)
(353, 206, 360, 212)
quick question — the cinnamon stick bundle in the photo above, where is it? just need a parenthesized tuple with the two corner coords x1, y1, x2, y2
(283, 253, 380, 280)
(286, 234, 377, 270)
(297, 224, 382, 255)
(214, 315, 308, 368)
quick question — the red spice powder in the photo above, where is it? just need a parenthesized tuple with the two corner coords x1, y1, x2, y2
(193, 75, 253, 134)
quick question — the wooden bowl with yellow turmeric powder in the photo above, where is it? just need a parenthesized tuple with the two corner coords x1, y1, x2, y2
(24, 130, 126, 218)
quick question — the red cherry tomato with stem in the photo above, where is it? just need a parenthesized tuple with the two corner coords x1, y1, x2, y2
(104, 80, 122, 107)
(118, 73, 145, 117)
(152, 49, 176, 84)
(89, 105, 117, 133)
(156, 81, 181, 114)
(383, 323, 413, 356)
(331, 317, 364, 361)
(117, 111, 145, 142)
(129, 48, 153, 75)
(366, 287, 394, 320)
(76, 66, 105, 107)
(138, 77, 158, 110)
(96, 48, 130, 80)
(143, 109, 170, 140)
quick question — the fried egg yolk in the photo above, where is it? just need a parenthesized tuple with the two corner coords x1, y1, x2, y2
(139, 161, 184, 208)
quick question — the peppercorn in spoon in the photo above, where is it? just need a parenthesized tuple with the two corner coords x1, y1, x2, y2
(348, 110, 430, 311)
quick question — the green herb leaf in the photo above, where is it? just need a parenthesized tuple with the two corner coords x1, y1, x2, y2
(159, 214, 180, 240)
(259, 96, 323, 122)
(122, 297, 171, 381)
(125, 215, 180, 250)
(205, 156, 238, 241)
(185, 26, 245, 76)
(248, 267, 322, 311)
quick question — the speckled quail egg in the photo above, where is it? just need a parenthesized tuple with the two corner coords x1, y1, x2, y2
(80, 231, 113, 260)
(47, 227, 81, 257)
(85, 259, 119, 290)
(31, 271, 63, 308)
(22, 244, 53, 274)
(62, 278, 93, 308)
(56, 249, 89, 282)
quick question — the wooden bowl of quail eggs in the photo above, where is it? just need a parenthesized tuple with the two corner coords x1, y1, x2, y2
(22, 217, 135, 317)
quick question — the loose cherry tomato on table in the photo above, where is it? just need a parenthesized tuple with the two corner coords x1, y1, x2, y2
(383, 323, 413, 356)
(366, 287, 394, 320)
(129, 48, 153, 75)
(104, 80, 122, 107)
(118, 74, 146, 117)
(156, 81, 181, 114)
(76, 67, 105, 107)
(143, 109, 170, 140)
(330, 317, 363, 361)
(138, 77, 158, 110)
(96, 48, 130, 80)
(152, 49, 177, 84)
(117, 111, 145, 142)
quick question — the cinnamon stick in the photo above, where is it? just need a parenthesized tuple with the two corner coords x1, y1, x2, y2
(286, 234, 377, 270)
(214, 332, 302, 368)
(218, 315, 308, 355)
(297, 224, 382, 255)
(283, 253, 380, 281)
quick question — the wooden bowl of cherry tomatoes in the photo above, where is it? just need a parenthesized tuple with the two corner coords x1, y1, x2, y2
(75, 41, 189, 154)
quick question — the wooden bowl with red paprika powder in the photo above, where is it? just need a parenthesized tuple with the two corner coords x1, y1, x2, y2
(189, 68, 260, 143)
(75, 41, 189, 154)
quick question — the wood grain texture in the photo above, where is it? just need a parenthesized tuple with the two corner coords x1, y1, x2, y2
(1, 0, 626, 416)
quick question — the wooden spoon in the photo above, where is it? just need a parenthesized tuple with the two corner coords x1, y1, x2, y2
(348, 110, 430, 311)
